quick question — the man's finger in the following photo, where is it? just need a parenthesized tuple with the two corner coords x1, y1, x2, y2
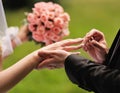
(85, 29, 104, 38)
(91, 40, 106, 50)
(37, 58, 55, 69)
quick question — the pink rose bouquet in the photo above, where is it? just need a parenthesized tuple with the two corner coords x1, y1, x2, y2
(26, 2, 70, 45)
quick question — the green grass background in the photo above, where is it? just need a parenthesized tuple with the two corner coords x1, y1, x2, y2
(3, 0, 120, 93)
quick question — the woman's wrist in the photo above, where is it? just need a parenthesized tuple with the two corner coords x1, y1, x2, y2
(28, 51, 43, 69)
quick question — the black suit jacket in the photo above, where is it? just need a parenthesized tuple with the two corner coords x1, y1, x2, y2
(64, 30, 120, 93)
(105, 29, 120, 68)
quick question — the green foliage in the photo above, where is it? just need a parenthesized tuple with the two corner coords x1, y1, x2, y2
(3, 0, 120, 93)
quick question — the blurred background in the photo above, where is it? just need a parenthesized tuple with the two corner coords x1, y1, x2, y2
(2, 0, 120, 93)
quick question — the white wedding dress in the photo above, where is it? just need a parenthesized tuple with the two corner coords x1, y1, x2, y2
(0, 0, 13, 57)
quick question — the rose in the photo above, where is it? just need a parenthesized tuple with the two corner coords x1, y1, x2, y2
(26, 2, 70, 46)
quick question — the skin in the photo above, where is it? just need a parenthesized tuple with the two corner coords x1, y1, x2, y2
(37, 50, 70, 69)
(37, 38, 83, 69)
(0, 45, 2, 71)
(11, 25, 29, 48)
(0, 51, 41, 93)
(36, 29, 109, 69)
(37, 50, 80, 69)
(82, 29, 108, 63)
(0, 27, 108, 92)
(0, 38, 83, 93)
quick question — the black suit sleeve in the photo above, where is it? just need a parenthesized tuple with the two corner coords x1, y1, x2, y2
(64, 54, 120, 93)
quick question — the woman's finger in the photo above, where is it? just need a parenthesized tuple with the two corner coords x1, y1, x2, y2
(61, 38, 83, 46)
(61, 45, 82, 51)
(70, 52, 80, 55)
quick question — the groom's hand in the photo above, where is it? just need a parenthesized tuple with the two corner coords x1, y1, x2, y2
(36, 50, 80, 69)
(35, 38, 83, 69)
(82, 29, 108, 63)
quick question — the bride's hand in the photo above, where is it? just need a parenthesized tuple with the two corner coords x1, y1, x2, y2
(18, 24, 29, 42)
(39, 38, 83, 51)
(35, 38, 83, 69)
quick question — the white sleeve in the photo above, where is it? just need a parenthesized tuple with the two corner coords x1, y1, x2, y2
(1, 26, 22, 58)
(1, 34, 13, 58)
(0, 0, 13, 58)
(7, 27, 22, 46)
